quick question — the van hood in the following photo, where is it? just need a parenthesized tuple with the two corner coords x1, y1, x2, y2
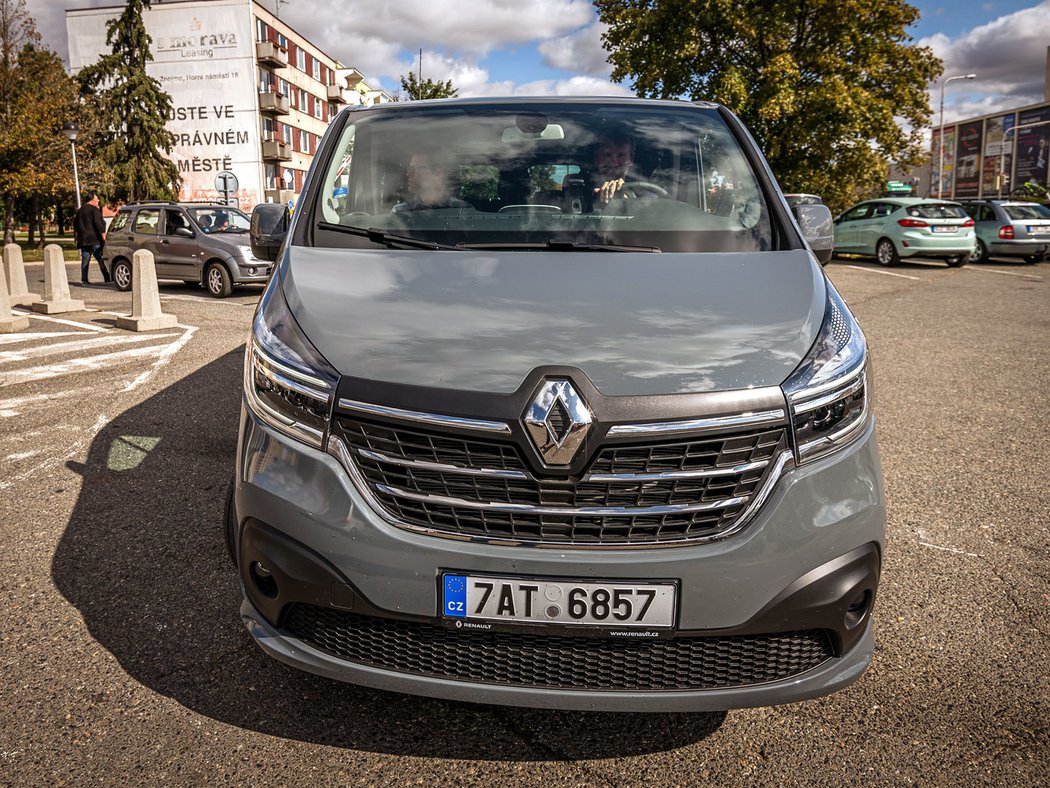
(281, 247, 825, 396)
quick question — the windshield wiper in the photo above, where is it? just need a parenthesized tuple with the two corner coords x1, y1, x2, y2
(317, 221, 456, 250)
(455, 240, 661, 253)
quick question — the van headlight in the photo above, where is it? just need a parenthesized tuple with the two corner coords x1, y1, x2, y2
(244, 279, 338, 449)
(783, 282, 869, 463)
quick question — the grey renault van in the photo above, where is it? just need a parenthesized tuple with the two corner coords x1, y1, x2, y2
(228, 97, 884, 711)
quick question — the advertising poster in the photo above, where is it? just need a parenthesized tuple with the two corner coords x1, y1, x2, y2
(981, 113, 1015, 196)
(953, 121, 983, 197)
(1014, 105, 1050, 191)
(66, 0, 263, 210)
(931, 127, 956, 198)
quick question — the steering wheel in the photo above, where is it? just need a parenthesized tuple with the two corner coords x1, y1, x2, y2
(626, 181, 670, 198)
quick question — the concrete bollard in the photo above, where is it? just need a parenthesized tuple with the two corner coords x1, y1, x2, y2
(32, 244, 84, 314)
(116, 249, 177, 331)
(3, 243, 41, 306)
(0, 260, 30, 333)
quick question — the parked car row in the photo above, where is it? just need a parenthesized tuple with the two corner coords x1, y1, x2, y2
(831, 197, 1050, 267)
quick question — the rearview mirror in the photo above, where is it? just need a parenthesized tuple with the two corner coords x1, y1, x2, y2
(251, 203, 290, 262)
(173, 226, 194, 238)
(792, 203, 834, 265)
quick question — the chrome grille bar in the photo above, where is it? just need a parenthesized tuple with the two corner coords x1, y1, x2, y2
(606, 409, 785, 437)
(338, 398, 511, 434)
(356, 448, 528, 479)
(374, 483, 750, 517)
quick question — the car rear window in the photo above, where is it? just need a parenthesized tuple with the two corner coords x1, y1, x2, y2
(1003, 204, 1050, 220)
(906, 203, 968, 219)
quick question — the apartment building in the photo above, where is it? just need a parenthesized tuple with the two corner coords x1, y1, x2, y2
(66, 0, 391, 210)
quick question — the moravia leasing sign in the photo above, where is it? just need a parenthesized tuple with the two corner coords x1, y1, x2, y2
(66, 0, 263, 210)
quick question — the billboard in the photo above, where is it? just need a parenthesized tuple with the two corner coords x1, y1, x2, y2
(66, 0, 263, 210)
(931, 126, 956, 198)
(1014, 105, 1050, 191)
(981, 113, 1015, 196)
(954, 121, 982, 197)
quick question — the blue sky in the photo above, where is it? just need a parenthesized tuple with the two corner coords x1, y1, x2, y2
(35, 0, 1050, 118)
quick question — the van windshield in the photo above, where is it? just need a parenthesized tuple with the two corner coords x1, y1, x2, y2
(311, 102, 775, 253)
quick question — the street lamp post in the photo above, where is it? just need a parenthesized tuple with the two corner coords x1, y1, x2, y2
(937, 73, 977, 199)
(997, 119, 1050, 198)
(62, 122, 81, 210)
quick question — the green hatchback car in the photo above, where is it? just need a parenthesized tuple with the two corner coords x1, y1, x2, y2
(834, 198, 975, 267)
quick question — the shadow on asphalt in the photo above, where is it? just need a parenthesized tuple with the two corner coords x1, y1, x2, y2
(51, 349, 726, 759)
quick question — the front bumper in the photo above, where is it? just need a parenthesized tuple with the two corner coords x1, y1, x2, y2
(230, 259, 273, 284)
(232, 406, 885, 711)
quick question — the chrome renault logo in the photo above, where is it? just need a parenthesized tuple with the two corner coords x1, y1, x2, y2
(523, 379, 593, 465)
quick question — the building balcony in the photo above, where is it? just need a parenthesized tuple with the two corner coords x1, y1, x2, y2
(327, 84, 347, 104)
(259, 90, 290, 115)
(337, 67, 365, 89)
(256, 40, 287, 68)
(262, 140, 291, 161)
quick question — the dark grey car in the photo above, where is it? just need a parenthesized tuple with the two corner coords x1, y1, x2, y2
(104, 202, 274, 297)
(959, 200, 1050, 264)
(229, 97, 884, 711)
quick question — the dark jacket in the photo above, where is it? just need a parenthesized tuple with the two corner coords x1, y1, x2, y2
(74, 203, 107, 248)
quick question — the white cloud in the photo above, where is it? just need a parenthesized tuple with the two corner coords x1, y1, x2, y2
(919, 1, 1050, 122)
(537, 21, 611, 77)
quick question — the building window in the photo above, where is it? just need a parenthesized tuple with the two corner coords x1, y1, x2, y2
(278, 78, 288, 96)
(312, 58, 320, 81)
(262, 117, 275, 141)
(258, 68, 270, 93)
(300, 129, 310, 153)
(277, 33, 288, 49)
(314, 96, 322, 119)
(296, 47, 305, 70)
(255, 19, 267, 42)
(265, 164, 277, 190)
(282, 124, 292, 145)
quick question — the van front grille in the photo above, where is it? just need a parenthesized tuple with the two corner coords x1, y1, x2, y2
(332, 414, 787, 546)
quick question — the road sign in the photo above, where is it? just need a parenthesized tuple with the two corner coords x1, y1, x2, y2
(214, 171, 239, 194)
(886, 181, 912, 193)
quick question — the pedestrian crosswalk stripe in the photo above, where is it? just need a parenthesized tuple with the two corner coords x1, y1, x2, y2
(0, 333, 180, 364)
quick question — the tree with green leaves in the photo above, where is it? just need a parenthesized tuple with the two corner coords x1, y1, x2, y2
(594, 0, 942, 211)
(78, 0, 180, 203)
(399, 71, 458, 101)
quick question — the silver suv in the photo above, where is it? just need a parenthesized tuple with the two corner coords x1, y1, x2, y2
(228, 98, 884, 711)
(104, 202, 273, 298)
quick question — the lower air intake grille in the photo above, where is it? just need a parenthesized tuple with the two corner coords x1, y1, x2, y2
(284, 605, 834, 691)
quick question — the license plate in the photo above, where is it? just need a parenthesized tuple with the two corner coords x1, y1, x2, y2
(931, 225, 958, 233)
(1027, 225, 1050, 235)
(442, 574, 676, 628)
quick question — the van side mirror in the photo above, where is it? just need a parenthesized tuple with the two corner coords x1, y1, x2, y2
(792, 203, 834, 265)
(251, 203, 290, 262)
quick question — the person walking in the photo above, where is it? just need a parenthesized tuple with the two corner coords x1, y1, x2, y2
(74, 191, 110, 285)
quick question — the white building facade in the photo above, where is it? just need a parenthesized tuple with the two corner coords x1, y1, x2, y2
(66, 0, 391, 210)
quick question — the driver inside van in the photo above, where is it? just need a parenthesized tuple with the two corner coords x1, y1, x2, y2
(393, 149, 469, 211)
(592, 132, 638, 205)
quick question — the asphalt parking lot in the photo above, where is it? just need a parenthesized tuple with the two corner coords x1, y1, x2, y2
(1, 256, 1047, 785)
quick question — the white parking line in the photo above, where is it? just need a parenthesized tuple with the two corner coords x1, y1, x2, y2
(0, 332, 81, 345)
(12, 309, 111, 332)
(0, 388, 89, 418)
(842, 265, 922, 281)
(963, 267, 1042, 280)
(122, 326, 198, 392)
(0, 343, 173, 386)
(0, 333, 180, 364)
(160, 294, 254, 306)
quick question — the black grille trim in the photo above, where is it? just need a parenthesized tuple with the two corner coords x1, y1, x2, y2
(284, 605, 834, 691)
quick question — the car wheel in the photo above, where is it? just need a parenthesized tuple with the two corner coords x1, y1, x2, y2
(224, 479, 238, 567)
(205, 262, 233, 298)
(876, 238, 899, 266)
(945, 253, 970, 267)
(972, 239, 988, 264)
(1023, 254, 1044, 264)
(112, 258, 132, 291)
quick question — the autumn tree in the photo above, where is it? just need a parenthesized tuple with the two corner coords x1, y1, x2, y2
(78, 0, 180, 203)
(399, 71, 458, 101)
(594, 0, 942, 211)
(0, 0, 40, 242)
